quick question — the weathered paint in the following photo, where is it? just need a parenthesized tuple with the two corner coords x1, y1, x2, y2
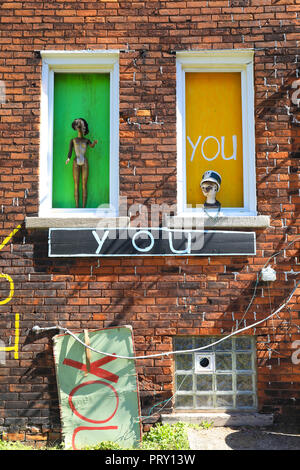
(185, 72, 244, 208)
(48, 227, 256, 257)
(53, 327, 142, 450)
(52, 73, 110, 209)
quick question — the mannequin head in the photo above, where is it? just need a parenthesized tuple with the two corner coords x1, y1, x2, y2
(200, 171, 222, 207)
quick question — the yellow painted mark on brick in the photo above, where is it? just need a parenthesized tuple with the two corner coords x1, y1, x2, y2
(0, 224, 21, 252)
(0, 273, 14, 305)
(14, 313, 20, 359)
(0, 224, 21, 360)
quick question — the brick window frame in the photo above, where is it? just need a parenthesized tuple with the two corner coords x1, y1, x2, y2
(176, 50, 256, 218)
(39, 50, 119, 218)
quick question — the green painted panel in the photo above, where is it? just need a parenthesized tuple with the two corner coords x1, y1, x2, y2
(53, 327, 142, 450)
(52, 73, 110, 209)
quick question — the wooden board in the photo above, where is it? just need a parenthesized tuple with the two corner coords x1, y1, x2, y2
(49, 228, 256, 257)
(53, 326, 142, 450)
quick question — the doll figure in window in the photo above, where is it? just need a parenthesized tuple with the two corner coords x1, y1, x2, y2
(65, 118, 98, 208)
(200, 170, 222, 209)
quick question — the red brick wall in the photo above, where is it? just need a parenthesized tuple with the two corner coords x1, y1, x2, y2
(0, 0, 299, 439)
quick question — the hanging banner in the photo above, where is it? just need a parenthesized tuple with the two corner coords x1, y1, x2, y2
(53, 326, 142, 450)
(48, 227, 256, 257)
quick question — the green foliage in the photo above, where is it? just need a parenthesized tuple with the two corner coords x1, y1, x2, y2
(141, 422, 190, 450)
(0, 420, 213, 451)
(200, 420, 214, 430)
(0, 440, 33, 450)
(188, 420, 214, 431)
(80, 422, 194, 450)
(81, 441, 123, 450)
(0, 439, 64, 451)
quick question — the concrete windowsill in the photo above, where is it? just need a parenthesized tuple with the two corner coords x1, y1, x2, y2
(25, 215, 270, 230)
(161, 412, 274, 427)
(166, 215, 270, 229)
(25, 216, 130, 229)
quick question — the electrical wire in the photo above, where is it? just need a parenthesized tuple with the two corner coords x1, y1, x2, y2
(235, 270, 261, 331)
(263, 236, 300, 266)
(32, 280, 300, 361)
(139, 375, 190, 420)
(235, 236, 300, 331)
(30, 237, 300, 419)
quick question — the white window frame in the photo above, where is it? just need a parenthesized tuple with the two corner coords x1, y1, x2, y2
(176, 50, 256, 217)
(39, 50, 119, 218)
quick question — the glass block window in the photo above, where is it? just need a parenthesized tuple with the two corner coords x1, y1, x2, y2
(174, 336, 257, 410)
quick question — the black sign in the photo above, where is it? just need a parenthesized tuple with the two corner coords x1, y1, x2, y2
(48, 228, 256, 257)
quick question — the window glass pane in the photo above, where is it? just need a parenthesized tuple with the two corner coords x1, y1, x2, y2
(215, 353, 232, 371)
(235, 337, 252, 351)
(237, 374, 253, 391)
(175, 354, 193, 371)
(195, 395, 214, 408)
(196, 375, 213, 391)
(236, 394, 254, 408)
(194, 336, 215, 352)
(216, 395, 234, 408)
(215, 337, 232, 351)
(175, 395, 194, 408)
(236, 353, 252, 371)
(216, 375, 233, 391)
(176, 375, 193, 391)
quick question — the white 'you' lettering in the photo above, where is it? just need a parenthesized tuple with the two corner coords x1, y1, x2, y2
(92, 230, 109, 254)
(187, 135, 237, 162)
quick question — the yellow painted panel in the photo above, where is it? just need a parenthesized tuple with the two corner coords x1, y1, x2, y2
(186, 72, 244, 208)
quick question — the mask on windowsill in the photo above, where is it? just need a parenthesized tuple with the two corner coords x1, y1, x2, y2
(200, 171, 222, 209)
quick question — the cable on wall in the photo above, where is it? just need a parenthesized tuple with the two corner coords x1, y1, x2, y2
(31, 280, 300, 361)
(235, 236, 300, 331)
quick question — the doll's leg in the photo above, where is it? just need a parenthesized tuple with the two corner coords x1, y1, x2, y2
(82, 160, 89, 208)
(73, 161, 80, 208)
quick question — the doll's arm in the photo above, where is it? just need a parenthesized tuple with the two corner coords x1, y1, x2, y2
(88, 139, 98, 148)
(66, 139, 74, 164)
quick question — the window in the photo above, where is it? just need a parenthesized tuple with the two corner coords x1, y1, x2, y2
(39, 50, 119, 218)
(176, 50, 256, 217)
(174, 336, 257, 410)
